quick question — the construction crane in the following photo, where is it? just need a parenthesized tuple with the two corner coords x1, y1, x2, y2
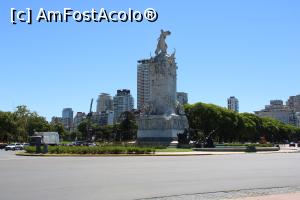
(89, 99, 94, 115)
(86, 98, 93, 142)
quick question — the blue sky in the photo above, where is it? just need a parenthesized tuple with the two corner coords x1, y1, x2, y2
(1, 0, 299, 120)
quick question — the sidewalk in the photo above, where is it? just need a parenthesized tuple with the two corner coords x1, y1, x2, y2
(232, 192, 300, 200)
(155, 151, 244, 156)
(155, 147, 299, 156)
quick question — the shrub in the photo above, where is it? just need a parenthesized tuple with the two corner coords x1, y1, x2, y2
(25, 145, 155, 155)
(216, 143, 273, 147)
(24, 146, 35, 153)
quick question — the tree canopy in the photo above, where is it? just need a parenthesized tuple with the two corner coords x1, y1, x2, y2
(184, 102, 300, 143)
(1, 104, 299, 144)
(0, 106, 65, 142)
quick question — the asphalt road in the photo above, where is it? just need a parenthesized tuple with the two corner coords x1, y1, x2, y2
(0, 150, 300, 200)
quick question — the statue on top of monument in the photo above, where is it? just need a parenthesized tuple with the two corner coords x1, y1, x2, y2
(155, 30, 171, 55)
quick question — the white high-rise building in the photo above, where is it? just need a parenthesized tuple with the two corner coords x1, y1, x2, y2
(227, 96, 239, 112)
(113, 89, 134, 123)
(96, 93, 113, 113)
(137, 60, 150, 110)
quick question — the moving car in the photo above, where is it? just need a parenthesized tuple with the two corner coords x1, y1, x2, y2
(5, 143, 23, 151)
(0, 143, 8, 150)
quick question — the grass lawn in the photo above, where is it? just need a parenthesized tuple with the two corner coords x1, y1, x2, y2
(156, 148, 193, 152)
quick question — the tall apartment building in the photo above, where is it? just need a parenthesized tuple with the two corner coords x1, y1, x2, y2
(99, 111, 114, 126)
(72, 111, 114, 128)
(73, 112, 86, 129)
(255, 100, 296, 125)
(296, 112, 300, 127)
(62, 108, 74, 131)
(90, 111, 114, 126)
(177, 92, 188, 105)
(113, 89, 134, 123)
(227, 96, 239, 112)
(96, 93, 113, 112)
(137, 59, 151, 110)
(287, 95, 300, 112)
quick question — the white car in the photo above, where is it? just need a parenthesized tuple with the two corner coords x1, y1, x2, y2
(5, 143, 23, 151)
(21, 143, 29, 148)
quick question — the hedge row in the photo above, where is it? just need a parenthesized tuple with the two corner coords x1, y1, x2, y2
(216, 143, 274, 147)
(25, 146, 155, 154)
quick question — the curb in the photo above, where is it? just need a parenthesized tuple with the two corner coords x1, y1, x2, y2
(16, 152, 213, 157)
(16, 150, 298, 157)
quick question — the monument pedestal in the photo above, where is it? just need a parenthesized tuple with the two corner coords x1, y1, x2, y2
(137, 30, 189, 146)
(137, 114, 189, 146)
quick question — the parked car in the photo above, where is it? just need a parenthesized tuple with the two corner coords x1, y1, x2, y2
(71, 141, 86, 146)
(88, 143, 97, 147)
(289, 142, 296, 147)
(69, 141, 97, 147)
(5, 143, 23, 151)
(70, 141, 82, 146)
(0, 143, 8, 150)
(21, 143, 29, 149)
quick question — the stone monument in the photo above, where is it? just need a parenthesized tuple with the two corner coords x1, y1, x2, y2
(137, 30, 189, 145)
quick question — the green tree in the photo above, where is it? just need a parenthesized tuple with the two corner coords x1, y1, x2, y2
(184, 102, 300, 143)
(0, 106, 54, 142)
(77, 120, 89, 141)
(118, 111, 137, 141)
(51, 122, 68, 140)
(26, 112, 50, 136)
(94, 125, 115, 142)
(13, 105, 30, 141)
(0, 111, 17, 142)
(185, 103, 221, 135)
